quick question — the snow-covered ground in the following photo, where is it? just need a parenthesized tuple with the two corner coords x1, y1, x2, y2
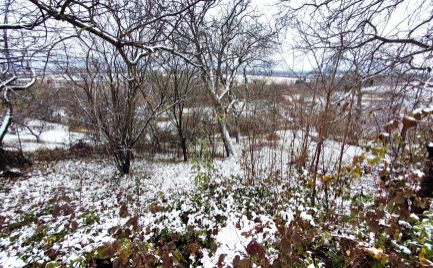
(0, 151, 380, 267)
(3, 120, 87, 152)
(0, 117, 384, 268)
(0, 153, 268, 267)
(235, 74, 300, 85)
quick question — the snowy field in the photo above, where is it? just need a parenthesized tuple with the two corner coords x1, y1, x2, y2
(3, 120, 87, 152)
(0, 119, 374, 267)
(2, 113, 431, 267)
(1, 153, 376, 268)
(0, 159, 235, 267)
(0, 149, 276, 267)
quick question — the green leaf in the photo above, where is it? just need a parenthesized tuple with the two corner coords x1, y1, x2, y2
(173, 249, 186, 264)
(368, 156, 382, 166)
(45, 261, 60, 268)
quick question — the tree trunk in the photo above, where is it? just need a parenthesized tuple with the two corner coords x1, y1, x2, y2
(418, 144, 433, 198)
(181, 137, 188, 162)
(218, 114, 235, 157)
(354, 83, 363, 141)
(0, 96, 12, 147)
(120, 150, 132, 175)
(235, 116, 240, 144)
(311, 140, 323, 207)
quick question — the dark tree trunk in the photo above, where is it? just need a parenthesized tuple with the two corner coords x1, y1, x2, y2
(117, 149, 133, 175)
(121, 152, 132, 175)
(419, 143, 433, 198)
(181, 137, 188, 162)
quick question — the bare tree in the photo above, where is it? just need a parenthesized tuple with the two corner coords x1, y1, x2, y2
(277, 11, 362, 206)
(279, 0, 433, 149)
(23, 0, 205, 174)
(65, 38, 172, 174)
(177, 0, 280, 157)
(28, 0, 203, 64)
(279, 0, 433, 207)
(150, 55, 203, 161)
(279, 0, 433, 72)
(0, 0, 47, 147)
(0, 69, 36, 146)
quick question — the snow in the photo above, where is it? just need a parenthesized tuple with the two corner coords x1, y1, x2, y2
(0, 252, 26, 268)
(214, 222, 249, 260)
(398, 220, 413, 229)
(0, 138, 304, 267)
(280, 210, 294, 223)
(300, 211, 315, 226)
(0, 118, 389, 267)
(398, 245, 412, 255)
(0, 153, 253, 267)
(235, 74, 299, 85)
(3, 119, 87, 152)
(424, 106, 433, 113)
(364, 246, 383, 256)
(362, 85, 393, 94)
(414, 169, 425, 178)
(410, 213, 420, 222)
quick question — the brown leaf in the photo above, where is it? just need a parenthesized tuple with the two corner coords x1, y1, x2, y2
(108, 226, 119, 235)
(254, 224, 263, 232)
(378, 133, 390, 143)
(246, 239, 265, 257)
(45, 248, 57, 259)
(217, 254, 226, 268)
(161, 251, 173, 268)
(36, 223, 46, 233)
(119, 203, 129, 218)
(143, 253, 158, 266)
(126, 216, 138, 229)
(368, 220, 380, 233)
(62, 204, 74, 216)
(241, 231, 252, 238)
(112, 257, 128, 268)
(189, 242, 200, 255)
(61, 195, 71, 203)
(233, 257, 251, 268)
(99, 242, 117, 259)
(402, 116, 417, 129)
(116, 192, 123, 203)
(414, 111, 423, 120)
(52, 205, 61, 217)
(70, 220, 79, 231)
(48, 196, 57, 205)
(342, 101, 350, 111)
(384, 119, 399, 132)
(232, 255, 240, 266)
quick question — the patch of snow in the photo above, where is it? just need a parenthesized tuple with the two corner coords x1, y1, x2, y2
(3, 119, 87, 152)
(0, 252, 25, 268)
(300, 211, 315, 226)
(398, 220, 413, 229)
